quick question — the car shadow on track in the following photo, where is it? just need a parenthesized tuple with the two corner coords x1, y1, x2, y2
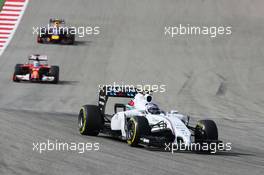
(12, 80, 79, 86)
(97, 135, 255, 156)
(38, 41, 92, 47)
(73, 40, 92, 46)
(97, 135, 146, 148)
(58, 80, 79, 85)
(146, 147, 255, 157)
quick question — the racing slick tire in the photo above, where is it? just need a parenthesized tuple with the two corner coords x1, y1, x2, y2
(78, 105, 102, 136)
(194, 120, 218, 152)
(68, 35, 75, 44)
(37, 28, 47, 43)
(49, 66, 59, 84)
(37, 36, 43, 43)
(62, 34, 75, 45)
(13, 64, 23, 82)
(127, 116, 151, 147)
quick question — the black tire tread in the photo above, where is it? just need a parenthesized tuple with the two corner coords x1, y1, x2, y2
(79, 105, 102, 136)
(127, 116, 151, 147)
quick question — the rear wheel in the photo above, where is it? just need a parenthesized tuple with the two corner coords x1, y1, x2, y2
(78, 105, 102, 136)
(37, 36, 43, 43)
(49, 66, 59, 84)
(38, 28, 47, 43)
(127, 116, 151, 147)
(69, 35, 75, 44)
(62, 34, 75, 45)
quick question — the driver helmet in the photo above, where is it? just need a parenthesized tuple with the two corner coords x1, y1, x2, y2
(146, 102, 161, 114)
(128, 100, 134, 107)
(33, 61, 40, 67)
(54, 21, 60, 28)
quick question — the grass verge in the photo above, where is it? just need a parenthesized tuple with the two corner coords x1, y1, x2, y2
(0, 0, 5, 11)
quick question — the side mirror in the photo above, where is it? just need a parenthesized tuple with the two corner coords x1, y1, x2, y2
(145, 94, 152, 102)
(186, 115, 190, 126)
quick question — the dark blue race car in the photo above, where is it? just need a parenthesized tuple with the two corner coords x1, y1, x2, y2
(37, 19, 75, 45)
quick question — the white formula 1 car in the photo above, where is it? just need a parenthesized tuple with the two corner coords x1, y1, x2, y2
(78, 86, 220, 152)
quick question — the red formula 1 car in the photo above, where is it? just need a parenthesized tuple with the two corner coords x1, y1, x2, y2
(13, 54, 59, 84)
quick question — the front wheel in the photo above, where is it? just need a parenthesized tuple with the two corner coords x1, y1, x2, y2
(194, 120, 218, 152)
(127, 116, 151, 147)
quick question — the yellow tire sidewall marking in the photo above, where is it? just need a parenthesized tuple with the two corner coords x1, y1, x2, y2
(80, 107, 87, 133)
(127, 117, 137, 145)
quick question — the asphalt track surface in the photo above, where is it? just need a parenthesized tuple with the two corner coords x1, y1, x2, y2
(0, 0, 264, 174)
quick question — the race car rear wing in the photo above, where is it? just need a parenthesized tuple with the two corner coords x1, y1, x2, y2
(98, 85, 153, 114)
(49, 18, 65, 24)
(99, 85, 137, 98)
(98, 85, 138, 114)
(28, 54, 48, 61)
